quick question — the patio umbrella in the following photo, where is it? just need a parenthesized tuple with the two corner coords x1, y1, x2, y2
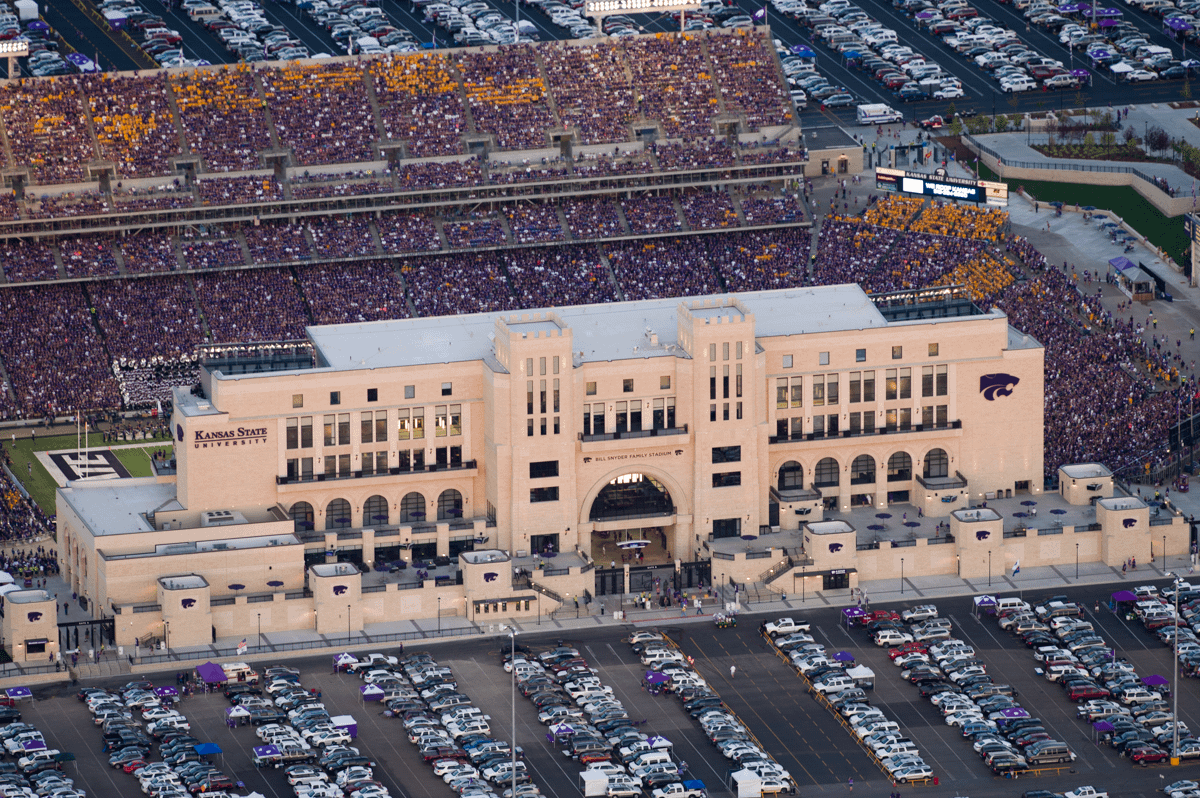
(834, 651, 855, 662)
(334, 517, 350, 524)
(618, 540, 648, 549)
(1049, 201, 1064, 208)
(371, 515, 389, 521)
(154, 686, 178, 698)
(1014, 512, 1028, 518)
(228, 584, 245, 592)
(904, 521, 920, 528)
(868, 524, 885, 531)
(1051, 509, 1067, 515)
(226, 706, 250, 718)
(267, 580, 284, 588)
(1020, 500, 1037, 506)
(876, 513, 892, 519)
(1082, 206, 1096, 211)
(740, 535, 758, 541)
(916, 10, 937, 18)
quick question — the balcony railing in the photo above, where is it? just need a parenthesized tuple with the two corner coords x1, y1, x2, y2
(770, 420, 961, 445)
(579, 425, 688, 443)
(590, 505, 676, 523)
(278, 460, 477, 485)
(915, 470, 969, 490)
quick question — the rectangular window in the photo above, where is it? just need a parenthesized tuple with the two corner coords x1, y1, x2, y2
(338, 453, 351, 476)
(899, 368, 911, 400)
(710, 404, 717, 422)
(323, 415, 335, 446)
(301, 417, 312, 448)
(361, 412, 374, 444)
(527, 381, 534, 415)
(413, 408, 424, 439)
(615, 401, 628, 434)
(287, 458, 298, 479)
(885, 369, 898, 401)
(936, 365, 948, 396)
(404, 385, 415, 399)
(583, 405, 591, 435)
(813, 415, 825, 436)
(292, 394, 303, 408)
(790, 377, 803, 408)
(776, 378, 788, 410)
(398, 450, 411, 471)
(826, 375, 839, 405)
(856, 348, 866, 362)
(922, 366, 934, 397)
(527, 419, 534, 437)
(337, 414, 350, 445)
(450, 405, 461, 436)
(863, 412, 875, 433)
(553, 416, 560, 435)
(922, 405, 933, 426)
(819, 351, 830, 366)
(539, 357, 546, 376)
(413, 449, 424, 470)
(736, 364, 742, 398)
(623, 378, 633, 393)
(713, 518, 741, 539)
(722, 402, 729, 421)
(286, 418, 298, 450)
(530, 486, 560, 503)
(712, 471, 742, 488)
(937, 405, 948, 427)
(712, 445, 741, 463)
(899, 407, 912, 431)
(530, 460, 559, 479)
(736, 341, 743, 360)
(330, 391, 341, 406)
(376, 451, 388, 473)
(790, 416, 803, 438)
(710, 367, 717, 401)
(586, 381, 596, 396)
(553, 380, 559, 413)
(301, 457, 313, 480)
(375, 413, 387, 443)
(863, 371, 875, 402)
(592, 404, 605, 435)
(660, 375, 671, 390)
(540, 418, 547, 436)
(929, 343, 939, 357)
(397, 409, 410, 440)
(849, 412, 861, 434)
(441, 382, 452, 396)
(665, 397, 675, 428)
(367, 388, 378, 403)
(553, 356, 560, 374)
(449, 446, 461, 467)
(723, 366, 729, 399)
(540, 380, 547, 415)
(782, 355, 793, 369)
(526, 358, 533, 377)
(709, 343, 717, 361)
(736, 401, 742, 420)
(630, 400, 642, 432)
(722, 342, 730, 361)
(849, 372, 861, 403)
(827, 414, 838, 435)
(435, 406, 447, 437)
(812, 375, 825, 407)
(892, 346, 903, 360)
(362, 452, 375, 477)
(886, 409, 897, 433)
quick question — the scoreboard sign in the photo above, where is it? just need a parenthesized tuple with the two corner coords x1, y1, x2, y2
(876, 167, 1008, 207)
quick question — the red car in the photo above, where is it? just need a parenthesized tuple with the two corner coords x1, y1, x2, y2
(122, 760, 147, 774)
(859, 610, 900, 626)
(920, 115, 946, 130)
(1129, 746, 1169, 765)
(888, 642, 930, 660)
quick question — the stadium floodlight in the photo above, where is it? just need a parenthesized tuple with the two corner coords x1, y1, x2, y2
(0, 41, 29, 57)
(584, 0, 701, 17)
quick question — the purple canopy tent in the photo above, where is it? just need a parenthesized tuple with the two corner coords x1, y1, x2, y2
(196, 662, 227, 684)
(4, 688, 31, 700)
(154, 686, 179, 697)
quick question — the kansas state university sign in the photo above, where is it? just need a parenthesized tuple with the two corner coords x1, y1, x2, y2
(193, 426, 268, 450)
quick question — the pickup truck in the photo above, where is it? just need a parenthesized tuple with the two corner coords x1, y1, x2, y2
(651, 780, 706, 798)
(1064, 788, 1107, 798)
(762, 618, 811, 636)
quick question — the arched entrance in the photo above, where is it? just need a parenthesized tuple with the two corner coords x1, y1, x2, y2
(585, 471, 690, 592)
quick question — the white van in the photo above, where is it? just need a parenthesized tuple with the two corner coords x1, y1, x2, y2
(630, 752, 672, 770)
(640, 649, 684, 666)
(348, 6, 384, 21)
(996, 597, 1031, 614)
(187, 5, 223, 20)
(222, 662, 260, 684)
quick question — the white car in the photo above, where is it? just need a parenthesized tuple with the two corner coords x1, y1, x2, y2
(874, 630, 914, 647)
(1120, 688, 1163, 705)
(932, 85, 964, 99)
(1126, 69, 1158, 81)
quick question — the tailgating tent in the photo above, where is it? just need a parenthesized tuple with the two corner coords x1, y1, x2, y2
(842, 607, 865, 629)
(792, 45, 815, 57)
(646, 736, 672, 749)
(0, 585, 22, 597)
(360, 684, 384, 701)
(154, 686, 178, 698)
(846, 664, 875, 689)
(335, 653, 358, 668)
(194, 743, 221, 755)
(1110, 62, 1134, 73)
(226, 706, 250, 718)
(331, 715, 357, 738)
(1143, 675, 1170, 688)
(20, 740, 45, 752)
(4, 688, 31, 700)
(1167, 16, 1193, 30)
(1112, 589, 1137, 601)
(0, 573, 14, 585)
(196, 662, 227, 684)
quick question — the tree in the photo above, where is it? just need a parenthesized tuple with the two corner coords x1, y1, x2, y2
(1183, 79, 1193, 101)
(949, 116, 963, 137)
(1124, 125, 1137, 146)
(1147, 125, 1171, 156)
(1101, 130, 1116, 147)
(1046, 116, 1059, 146)
(1074, 91, 1087, 124)
(946, 101, 958, 119)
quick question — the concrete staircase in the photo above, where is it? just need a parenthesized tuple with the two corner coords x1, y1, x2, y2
(672, 195, 690, 232)
(598, 246, 623, 301)
(162, 80, 190, 156)
(613, 202, 633, 237)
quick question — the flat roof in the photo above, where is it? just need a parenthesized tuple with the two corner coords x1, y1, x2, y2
(1099, 497, 1145, 511)
(1060, 463, 1112, 479)
(160, 575, 209, 590)
(807, 520, 854, 535)
(299, 286, 898, 373)
(1007, 325, 1042, 351)
(953, 508, 1001, 523)
(6, 590, 50, 605)
(59, 479, 174, 536)
(311, 562, 359, 577)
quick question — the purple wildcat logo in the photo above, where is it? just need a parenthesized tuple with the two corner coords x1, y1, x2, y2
(483, 572, 498, 582)
(1123, 518, 1137, 528)
(333, 585, 347, 595)
(829, 543, 843, 553)
(976, 530, 990, 540)
(181, 598, 195, 609)
(176, 423, 184, 442)
(26, 612, 41, 622)
(980, 373, 1019, 401)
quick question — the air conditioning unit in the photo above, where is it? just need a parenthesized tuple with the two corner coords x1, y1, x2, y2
(200, 510, 248, 527)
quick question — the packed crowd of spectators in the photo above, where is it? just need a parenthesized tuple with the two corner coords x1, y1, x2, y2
(88, 74, 178, 178)
(0, 241, 59, 283)
(25, 189, 110, 220)
(197, 174, 283, 206)
(652, 139, 736, 171)
(564, 197, 624, 240)
(170, 65, 272, 173)
(376, 212, 442, 253)
(307, 215, 380, 259)
(860, 195, 924, 230)
(707, 31, 793, 130)
(121, 233, 179, 273)
(0, 466, 50, 543)
(741, 195, 804, 226)
(0, 284, 119, 414)
(506, 203, 565, 244)
(681, 190, 738, 230)
(1, 78, 94, 184)
(459, 47, 557, 151)
(605, 236, 723, 301)
(395, 159, 482, 189)
(112, 183, 195, 212)
(262, 62, 376, 167)
(371, 54, 466, 159)
(194, 268, 310, 342)
(90, 276, 205, 361)
(504, 244, 617, 307)
(180, 236, 246, 270)
(404, 252, 516, 317)
(290, 170, 391, 200)
(626, 34, 720, 141)
(298, 262, 409, 326)
(934, 250, 1014, 302)
(443, 217, 507, 249)
(490, 160, 572, 184)
(61, 237, 120, 278)
(712, 228, 812, 292)
(540, 41, 636, 145)
(244, 222, 312, 263)
(574, 150, 655, 178)
(621, 195, 682, 235)
(909, 200, 1008, 240)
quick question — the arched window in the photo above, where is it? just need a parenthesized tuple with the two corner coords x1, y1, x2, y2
(778, 461, 803, 490)
(363, 495, 389, 526)
(814, 457, 839, 488)
(589, 473, 673, 522)
(924, 448, 949, 479)
(887, 452, 912, 482)
(437, 489, 464, 521)
(850, 455, 876, 485)
(400, 492, 426, 524)
(289, 501, 314, 533)
(325, 498, 351, 530)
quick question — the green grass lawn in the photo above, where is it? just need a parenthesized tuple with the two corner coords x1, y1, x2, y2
(2, 432, 171, 515)
(111, 444, 173, 478)
(978, 164, 1191, 268)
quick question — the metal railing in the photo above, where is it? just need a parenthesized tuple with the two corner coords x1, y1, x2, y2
(528, 582, 562, 603)
(760, 555, 794, 584)
(963, 134, 1173, 186)
(579, 425, 688, 443)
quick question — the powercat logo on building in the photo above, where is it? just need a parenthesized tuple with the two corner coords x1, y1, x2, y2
(193, 426, 268, 449)
(980, 373, 1019, 401)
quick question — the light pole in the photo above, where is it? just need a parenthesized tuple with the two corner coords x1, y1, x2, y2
(164, 621, 169, 656)
(257, 613, 261, 650)
(501, 625, 518, 796)
(1076, 543, 1080, 579)
(1165, 535, 1169, 570)
(801, 565, 806, 603)
(1168, 572, 1183, 765)
(900, 558, 905, 594)
(988, 550, 992, 587)
(437, 596, 442, 636)
(347, 604, 351, 641)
